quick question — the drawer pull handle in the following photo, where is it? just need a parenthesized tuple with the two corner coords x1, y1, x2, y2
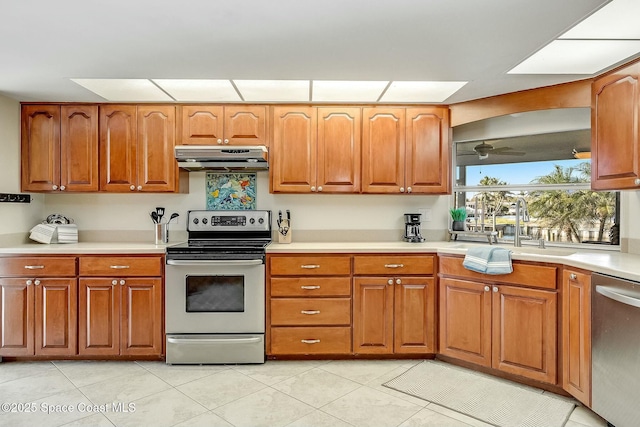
(384, 264, 404, 268)
(301, 285, 321, 290)
(301, 264, 320, 269)
(301, 339, 320, 344)
(301, 310, 320, 315)
(24, 265, 44, 269)
(110, 265, 130, 269)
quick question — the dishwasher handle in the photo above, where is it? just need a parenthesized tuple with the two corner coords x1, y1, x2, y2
(596, 285, 640, 309)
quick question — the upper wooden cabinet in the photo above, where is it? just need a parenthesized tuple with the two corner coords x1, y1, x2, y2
(592, 60, 640, 190)
(179, 105, 267, 146)
(100, 105, 183, 193)
(271, 106, 361, 193)
(362, 106, 450, 194)
(22, 105, 99, 192)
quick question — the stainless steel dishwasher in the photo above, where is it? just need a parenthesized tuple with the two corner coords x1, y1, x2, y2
(592, 273, 640, 427)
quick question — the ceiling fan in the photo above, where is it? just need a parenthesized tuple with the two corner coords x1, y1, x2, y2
(459, 140, 526, 160)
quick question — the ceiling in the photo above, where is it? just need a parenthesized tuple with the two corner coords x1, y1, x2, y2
(2, 0, 633, 104)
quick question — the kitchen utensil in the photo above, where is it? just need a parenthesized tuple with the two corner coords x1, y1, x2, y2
(44, 213, 73, 225)
(151, 211, 159, 224)
(156, 207, 165, 223)
(154, 222, 168, 244)
(277, 209, 292, 244)
(168, 213, 179, 223)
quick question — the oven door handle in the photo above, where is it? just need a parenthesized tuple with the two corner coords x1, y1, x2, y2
(167, 337, 263, 344)
(166, 259, 263, 266)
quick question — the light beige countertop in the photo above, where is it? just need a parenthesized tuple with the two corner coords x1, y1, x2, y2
(0, 242, 169, 255)
(267, 240, 640, 283)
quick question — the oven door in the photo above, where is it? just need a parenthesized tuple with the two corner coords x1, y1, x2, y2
(165, 259, 265, 334)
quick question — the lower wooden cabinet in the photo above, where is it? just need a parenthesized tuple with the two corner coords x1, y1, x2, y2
(79, 277, 162, 356)
(562, 269, 591, 406)
(271, 327, 351, 355)
(439, 274, 558, 384)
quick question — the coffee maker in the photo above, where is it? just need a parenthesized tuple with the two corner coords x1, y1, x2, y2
(403, 213, 425, 242)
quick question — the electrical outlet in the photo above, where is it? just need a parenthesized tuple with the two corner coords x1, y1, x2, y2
(418, 208, 432, 222)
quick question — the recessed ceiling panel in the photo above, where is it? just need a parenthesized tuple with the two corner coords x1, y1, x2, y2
(380, 81, 468, 103)
(152, 79, 240, 101)
(508, 40, 640, 74)
(70, 79, 173, 101)
(561, 0, 640, 39)
(312, 80, 388, 102)
(233, 80, 309, 102)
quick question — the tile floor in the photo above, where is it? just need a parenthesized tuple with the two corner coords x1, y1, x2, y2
(0, 359, 608, 427)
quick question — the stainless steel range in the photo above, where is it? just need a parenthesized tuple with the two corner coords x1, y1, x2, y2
(165, 210, 271, 364)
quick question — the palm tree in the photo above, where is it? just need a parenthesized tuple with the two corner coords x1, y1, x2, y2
(478, 176, 511, 215)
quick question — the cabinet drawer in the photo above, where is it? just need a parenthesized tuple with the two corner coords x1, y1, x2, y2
(271, 298, 351, 326)
(271, 327, 351, 355)
(0, 257, 76, 277)
(79, 256, 162, 277)
(439, 256, 557, 290)
(353, 255, 434, 275)
(271, 277, 351, 297)
(270, 255, 351, 276)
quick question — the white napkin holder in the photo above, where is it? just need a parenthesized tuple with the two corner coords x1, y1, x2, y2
(29, 224, 78, 244)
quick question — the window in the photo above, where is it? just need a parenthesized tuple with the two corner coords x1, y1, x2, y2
(453, 127, 619, 247)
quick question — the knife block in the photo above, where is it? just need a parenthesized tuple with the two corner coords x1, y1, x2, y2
(277, 228, 292, 244)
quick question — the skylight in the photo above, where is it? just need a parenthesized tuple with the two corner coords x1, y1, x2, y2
(70, 79, 173, 102)
(152, 79, 240, 102)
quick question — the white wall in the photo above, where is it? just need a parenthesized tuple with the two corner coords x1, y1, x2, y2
(43, 172, 451, 241)
(0, 95, 44, 237)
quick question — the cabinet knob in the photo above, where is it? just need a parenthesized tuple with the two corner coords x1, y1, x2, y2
(570, 273, 577, 280)
(310, 186, 316, 192)
(112, 280, 118, 285)
(493, 286, 499, 293)
(317, 186, 323, 192)
(224, 139, 229, 144)
(137, 185, 142, 191)
(130, 185, 135, 191)
(59, 185, 66, 191)
(26, 280, 33, 286)
(217, 139, 222, 144)
(484, 286, 490, 292)
(120, 280, 126, 286)
(635, 179, 640, 185)
(52, 185, 58, 190)
(407, 187, 412, 193)
(400, 187, 405, 193)
(34, 280, 40, 286)
(396, 278, 402, 285)
(388, 279, 393, 285)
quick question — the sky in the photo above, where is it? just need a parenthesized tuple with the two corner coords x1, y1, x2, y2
(462, 159, 588, 186)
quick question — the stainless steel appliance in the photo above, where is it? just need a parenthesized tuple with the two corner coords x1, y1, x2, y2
(403, 213, 424, 242)
(165, 210, 271, 364)
(174, 145, 269, 171)
(592, 273, 640, 427)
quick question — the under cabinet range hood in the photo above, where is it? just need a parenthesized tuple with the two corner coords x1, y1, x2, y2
(175, 145, 269, 171)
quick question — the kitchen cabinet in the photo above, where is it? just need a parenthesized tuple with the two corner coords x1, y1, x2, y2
(179, 105, 268, 146)
(267, 254, 352, 355)
(353, 255, 436, 354)
(439, 256, 557, 384)
(100, 105, 185, 193)
(0, 257, 77, 357)
(592, 59, 640, 190)
(562, 268, 591, 406)
(21, 104, 99, 192)
(362, 107, 450, 194)
(271, 106, 361, 193)
(78, 256, 163, 356)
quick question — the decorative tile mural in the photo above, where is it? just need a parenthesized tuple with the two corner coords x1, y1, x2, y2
(206, 173, 256, 210)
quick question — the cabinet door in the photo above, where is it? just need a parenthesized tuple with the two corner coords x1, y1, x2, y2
(562, 270, 591, 406)
(137, 106, 176, 192)
(592, 62, 640, 190)
(225, 106, 268, 146)
(492, 285, 557, 384)
(405, 107, 450, 194)
(60, 105, 99, 192)
(362, 108, 405, 193)
(121, 278, 162, 356)
(21, 105, 61, 192)
(317, 107, 361, 192)
(271, 107, 317, 192)
(180, 105, 223, 145)
(35, 278, 77, 356)
(353, 277, 394, 354)
(100, 105, 137, 192)
(394, 277, 436, 354)
(0, 278, 34, 356)
(78, 278, 120, 356)
(439, 278, 491, 367)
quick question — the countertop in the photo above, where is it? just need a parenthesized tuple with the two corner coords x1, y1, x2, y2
(0, 242, 168, 255)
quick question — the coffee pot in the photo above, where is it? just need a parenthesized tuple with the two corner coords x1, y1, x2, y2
(403, 213, 425, 242)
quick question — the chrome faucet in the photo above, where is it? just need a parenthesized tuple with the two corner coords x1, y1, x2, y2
(514, 197, 530, 247)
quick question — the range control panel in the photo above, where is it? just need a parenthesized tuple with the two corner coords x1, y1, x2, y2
(187, 210, 271, 232)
